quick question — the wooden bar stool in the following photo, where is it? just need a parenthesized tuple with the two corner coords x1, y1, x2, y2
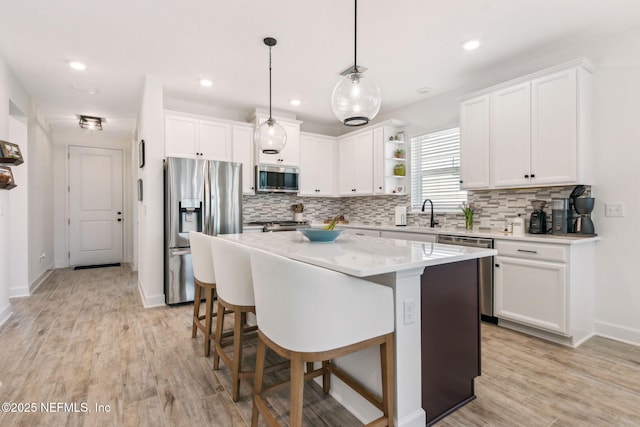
(249, 249, 396, 427)
(210, 237, 260, 402)
(189, 231, 228, 357)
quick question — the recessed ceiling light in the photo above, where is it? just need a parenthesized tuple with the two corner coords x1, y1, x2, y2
(69, 61, 86, 71)
(462, 40, 480, 51)
(416, 87, 430, 94)
(200, 79, 213, 87)
(289, 99, 301, 106)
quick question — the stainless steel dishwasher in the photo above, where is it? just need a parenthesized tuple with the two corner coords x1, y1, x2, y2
(437, 235, 497, 324)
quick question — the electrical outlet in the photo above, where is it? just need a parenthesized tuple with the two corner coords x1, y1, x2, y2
(403, 299, 417, 325)
(605, 203, 624, 217)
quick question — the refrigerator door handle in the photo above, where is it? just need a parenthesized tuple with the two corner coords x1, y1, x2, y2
(170, 249, 191, 256)
(203, 161, 211, 235)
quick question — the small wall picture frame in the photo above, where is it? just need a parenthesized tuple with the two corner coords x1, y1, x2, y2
(0, 165, 17, 190)
(137, 179, 143, 201)
(138, 139, 145, 168)
(0, 140, 24, 165)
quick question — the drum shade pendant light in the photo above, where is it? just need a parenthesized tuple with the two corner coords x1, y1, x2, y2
(255, 37, 287, 154)
(331, 0, 381, 126)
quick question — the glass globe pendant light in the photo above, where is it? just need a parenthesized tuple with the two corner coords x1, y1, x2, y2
(255, 37, 287, 154)
(331, 0, 381, 127)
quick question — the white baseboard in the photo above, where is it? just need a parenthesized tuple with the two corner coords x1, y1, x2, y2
(137, 280, 165, 308)
(9, 286, 29, 298)
(595, 321, 640, 347)
(0, 304, 12, 329)
(30, 265, 54, 293)
(9, 265, 55, 298)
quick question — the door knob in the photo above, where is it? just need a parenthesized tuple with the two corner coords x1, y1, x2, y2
(117, 218, 122, 222)
(117, 211, 122, 215)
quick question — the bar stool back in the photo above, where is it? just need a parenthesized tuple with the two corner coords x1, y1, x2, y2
(210, 237, 258, 401)
(189, 231, 217, 356)
(249, 248, 395, 427)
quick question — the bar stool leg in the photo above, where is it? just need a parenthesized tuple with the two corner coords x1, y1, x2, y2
(231, 310, 245, 401)
(203, 286, 214, 357)
(290, 353, 305, 427)
(322, 360, 330, 394)
(381, 333, 395, 426)
(213, 302, 226, 370)
(192, 284, 202, 338)
(251, 338, 267, 427)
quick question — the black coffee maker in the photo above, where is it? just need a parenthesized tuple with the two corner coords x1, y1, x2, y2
(528, 200, 548, 234)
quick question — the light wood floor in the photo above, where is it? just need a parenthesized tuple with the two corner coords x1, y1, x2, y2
(0, 265, 638, 426)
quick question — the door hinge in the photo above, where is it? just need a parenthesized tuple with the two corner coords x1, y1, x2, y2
(68, 152, 70, 159)
(68, 251, 70, 258)
(68, 219, 70, 225)
(68, 186, 70, 192)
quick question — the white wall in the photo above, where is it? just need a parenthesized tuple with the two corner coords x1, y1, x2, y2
(0, 55, 35, 327)
(136, 75, 165, 307)
(51, 130, 133, 268)
(382, 26, 640, 345)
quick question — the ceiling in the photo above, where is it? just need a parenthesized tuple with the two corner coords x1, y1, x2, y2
(2, 0, 640, 138)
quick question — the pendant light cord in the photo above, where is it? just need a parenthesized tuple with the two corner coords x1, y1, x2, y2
(268, 46, 273, 120)
(353, 0, 358, 73)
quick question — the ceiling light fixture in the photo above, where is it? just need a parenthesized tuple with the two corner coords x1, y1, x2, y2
(330, 0, 381, 127)
(78, 115, 103, 131)
(462, 40, 481, 51)
(200, 79, 213, 87)
(289, 99, 301, 106)
(254, 37, 287, 154)
(69, 61, 86, 71)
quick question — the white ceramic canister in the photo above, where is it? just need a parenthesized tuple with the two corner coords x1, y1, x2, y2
(512, 216, 526, 235)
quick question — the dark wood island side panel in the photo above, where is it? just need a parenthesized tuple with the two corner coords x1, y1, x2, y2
(421, 259, 480, 426)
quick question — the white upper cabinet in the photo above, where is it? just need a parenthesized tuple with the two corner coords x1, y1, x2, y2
(530, 69, 580, 185)
(459, 95, 491, 189)
(254, 115, 301, 166)
(164, 113, 232, 161)
(198, 120, 232, 161)
(232, 124, 255, 195)
(491, 82, 532, 187)
(299, 133, 337, 196)
(338, 131, 374, 196)
(459, 59, 593, 189)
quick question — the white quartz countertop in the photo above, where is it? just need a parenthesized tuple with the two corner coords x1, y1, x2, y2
(220, 230, 497, 278)
(327, 223, 600, 245)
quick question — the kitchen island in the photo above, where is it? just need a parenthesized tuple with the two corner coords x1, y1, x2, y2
(220, 231, 497, 427)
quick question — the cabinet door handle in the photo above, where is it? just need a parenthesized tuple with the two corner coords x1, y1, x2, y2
(531, 173, 536, 178)
(517, 249, 538, 254)
(495, 263, 500, 268)
(459, 180, 463, 184)
(524, 174, 529, 178)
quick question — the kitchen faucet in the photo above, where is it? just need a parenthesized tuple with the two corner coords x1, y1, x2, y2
(421, 199, 436, 227)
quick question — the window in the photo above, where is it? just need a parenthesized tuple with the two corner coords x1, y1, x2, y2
(410, 127, 467, 212)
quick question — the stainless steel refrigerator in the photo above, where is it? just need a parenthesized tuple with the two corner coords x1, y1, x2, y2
(164, 157, 243, 304)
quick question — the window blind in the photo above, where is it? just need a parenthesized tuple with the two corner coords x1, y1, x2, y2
(410, 127, 467, 212)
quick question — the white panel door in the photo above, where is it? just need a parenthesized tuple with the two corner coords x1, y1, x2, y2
(69, 146, 123, 266)
(531, 68, 578, 185)
(491, 82, 532, 188)
(199, 120, 232, 160)
(494, 256, 568, 334)
(460, 95, 491, 189)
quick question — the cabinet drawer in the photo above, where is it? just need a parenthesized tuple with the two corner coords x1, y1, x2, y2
(495, 240, 567, 262)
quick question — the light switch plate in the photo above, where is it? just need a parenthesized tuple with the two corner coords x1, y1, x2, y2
(605, 203, 624, 217)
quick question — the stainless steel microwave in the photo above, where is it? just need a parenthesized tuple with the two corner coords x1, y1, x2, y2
(255, 165, 299, 193)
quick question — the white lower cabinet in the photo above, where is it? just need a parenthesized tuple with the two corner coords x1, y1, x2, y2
(493, 239, 597, 347)
(495, 255, 567, 334)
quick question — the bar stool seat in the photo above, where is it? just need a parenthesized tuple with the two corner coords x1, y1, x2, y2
(249, 248, 396, 427)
